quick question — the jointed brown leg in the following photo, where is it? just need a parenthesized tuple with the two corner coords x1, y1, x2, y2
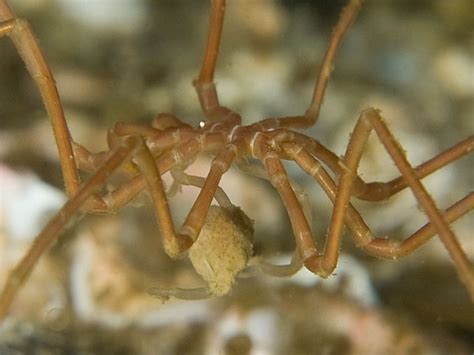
(248, 122, 472, 298)
(0, 138, 139, 320)
(284, 144, 473, 259)
(351, 135, 474, 201)
(257, 135, 473, 298)
(256, 143, 360, 278)
(0, 134, 218, 317)
(255, 140, 321, 267)
(133, 140, 236, 257)
(235, 160, 306, 277)
(0, 119, 209, 318)
(77, 112, 194, 173)
(80, 133, 208, 217)
(281, 130, 474, 202)
(170, 169, 232, 208)
(133, 142, 239, 299)
(359, 109, 474, 300)
(304, 108, 474, 300)
(256, 0, 364, 131)
(0, 132, 234, 315)
(178, 149, 236, 241)
(193, 0, 242, 127)
(284, 0, 364, 128)
(72, 123, 207, 216)
(1, 1, 204, 217)
(128, 140, 194, 259)
(0, 2, 80, 197)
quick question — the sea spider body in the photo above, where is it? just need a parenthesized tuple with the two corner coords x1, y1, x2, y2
(0, 0, 473, 321)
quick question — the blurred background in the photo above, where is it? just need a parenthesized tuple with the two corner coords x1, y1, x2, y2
(0, 0, 473, 354)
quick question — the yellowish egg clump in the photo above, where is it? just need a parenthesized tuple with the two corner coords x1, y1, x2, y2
(188, 205, 254, 296)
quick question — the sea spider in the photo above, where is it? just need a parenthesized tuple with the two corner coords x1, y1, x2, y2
(0, 0, 473, 320)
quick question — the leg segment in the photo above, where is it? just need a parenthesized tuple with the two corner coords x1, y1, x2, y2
(275, 130, 473, 202)
(178, 147, 237, 242)
(308, 108, 474, 300)
(193, 0, 241, 126)
(170, 169, 232, 208)
(130, 140, 194, 258)
(148, 286, 212, 302)
(255, 0, 364, 130)
(72, 124, 205, 216)
(284, 144, 473, 260)
(74, 124, 196, 175)
(303, 0, 364, 127)
(363, 109, 474, 300)
(132, 142, 236, 257)
(257, 144, 321, 274)
(132, 142, 238, 299)
(0, 139, 138, 320)
(301, 133, 474, 201)
(255, 249, 303, 278)
(84, 134, 206, 216)
(196, 0, 225, 92)
(0, 4, 80, 197)
(236, 160, 307, 276)
(352, 135, 474, 201)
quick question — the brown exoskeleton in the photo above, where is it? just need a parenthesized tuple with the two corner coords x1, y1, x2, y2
(0, 0, 473, 321)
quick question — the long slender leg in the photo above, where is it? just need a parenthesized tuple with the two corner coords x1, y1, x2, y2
(0, 4, 80, 197)
(2, 2, 204, 216)
(130, 140, 194, 258)
(193, 0, 241, 126)
(288, 146, 474, 304)
(177, 147, 236, 242)
(74, 131, 207, 258)
(299, 0, 364, 127)
(132, 142, 238, 300)
(254, 0, 364, 131)
(285, 144, 473, 260)
(254, 249, 303, 278)
(110, 115, 192, 142)
(74, 126, 196, 174)
(364, 110, 474, 300)
(236, 159, 313, 227)
(78, 140, 203, 215)
(364, 109, 474, 300)
(73, 128, 206, 215)
(254, 136, 344, 277)
(170, 169, 232, 208)
(0, 139, 138, 320)
(352, 135, 474, 201)
(236, 160, 306, 276)
(193, 0, 225, 118)
(302, 133, 474, 201)
(314, 108, 474, 300)
(132, 141, 236, 257)
(277, 130, 474, 202)
(148, 287, 212, 302)
(255, 141, 321, 274)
